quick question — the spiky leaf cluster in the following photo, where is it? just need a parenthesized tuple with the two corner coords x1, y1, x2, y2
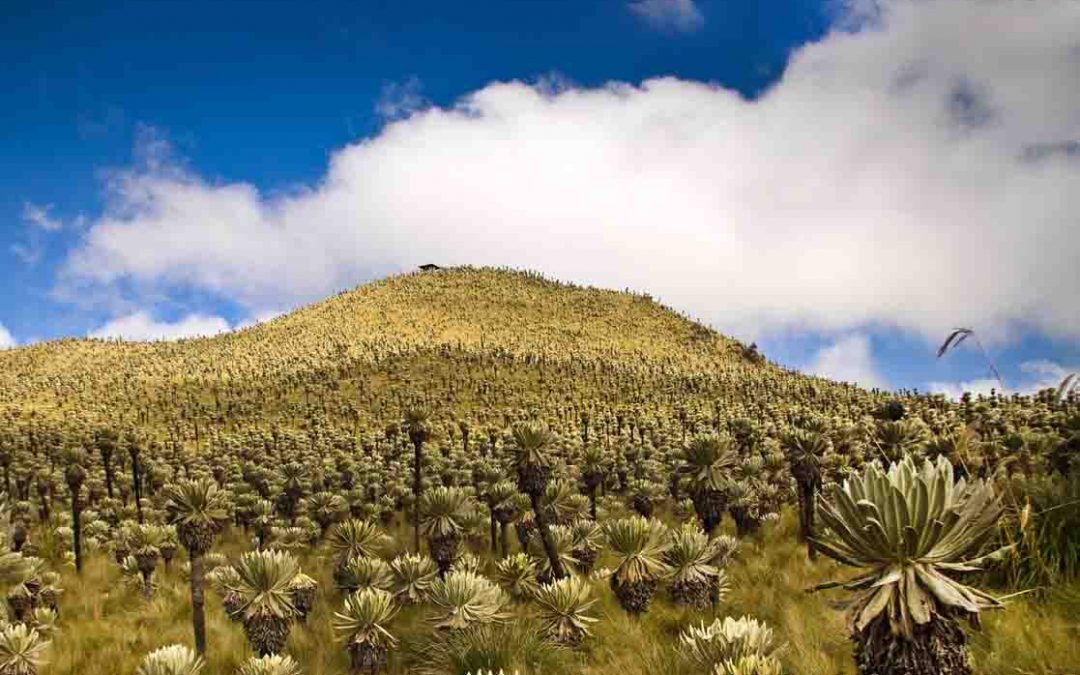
(813, 455, 1008, 636)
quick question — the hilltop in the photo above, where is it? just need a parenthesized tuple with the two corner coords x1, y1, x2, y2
(0, 266, 875, 433)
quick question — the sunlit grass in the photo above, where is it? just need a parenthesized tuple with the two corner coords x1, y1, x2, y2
(41, 511, 1080, 675)
(972, 586, 1080, 675)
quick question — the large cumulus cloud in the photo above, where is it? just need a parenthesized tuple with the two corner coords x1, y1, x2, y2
(60, 0, 1080, 344)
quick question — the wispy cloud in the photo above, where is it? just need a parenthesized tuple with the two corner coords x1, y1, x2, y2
(10, 244, 41, 266)
(628, 0, 705, 33)
(375, 77, 428, 121)
(22, 202, 62, 231)
(13, 202, 64, 266)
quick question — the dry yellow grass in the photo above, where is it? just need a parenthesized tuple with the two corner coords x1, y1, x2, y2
(41, 512, 1080, 675)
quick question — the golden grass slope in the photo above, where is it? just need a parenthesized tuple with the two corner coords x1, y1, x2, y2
(0, 266, 865, 420)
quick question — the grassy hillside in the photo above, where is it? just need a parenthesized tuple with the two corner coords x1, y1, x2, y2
(0, 266, 873, 432)
(1, 266, 750, 386)
(0, 266, 1076, 675)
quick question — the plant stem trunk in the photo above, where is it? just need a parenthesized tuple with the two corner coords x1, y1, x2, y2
(103, 456, 114, 499)
(797, 482, 817, 560)
(132, 457, 144, 523)
(190, 549, 207, 654)
(855, 615, 971, 675)
(412, 439, 422, 553)
(530, 492, 566, 580)
(71, 492, 82, 573)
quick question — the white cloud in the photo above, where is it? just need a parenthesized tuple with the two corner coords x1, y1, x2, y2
(628, 0, 704, 33)
(89, 312, 232, 342)
(0, 324, 16, 350)
(14, 202, 62, 266)
(928, 359, 1076, 399)
(10, 244, 41, 266)
(60, 0, 1080, 346)
(805, 333, 888, 389)
(926, 378, 997, 400)
(22, 202, 62, 231)
(376, 77, 428, 121)
(234, 309, 285, 331)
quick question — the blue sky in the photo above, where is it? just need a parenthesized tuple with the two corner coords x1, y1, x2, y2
(2, 0, 1078, 396)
